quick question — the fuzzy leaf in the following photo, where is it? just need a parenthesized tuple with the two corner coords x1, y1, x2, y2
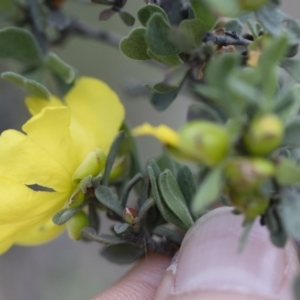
(275, 159, 300, 185)
(190, 0, 216, 30)
(187, 102, 224, 123)
(158, 170, 194, 229)
(280, 58, 300, 82)
(120, 28, 150, 60)
(119, 10, 135, 26)
(95, 185, 123, 216)
(151, 85, 182, 111)
(45, 52, 75, 84)
(192, 165, 224, 216)
(114, 223, 131, 234)
(148, 160, 187, 230)
(0, 27, 42, 66)
(137, 4, 168, 27)
(180, 19, 206, 47)
(137, 197, 156, 220)
(146, 13, 180, 56)
(1, 72, 50, 99)
(81, 227, 126, 245)
(282, 119, 300, 146)
(177, 165, 197, 209)
(280, 188, 300, 242)
(147, 49, 182, 66)
(53, 207, 81, 225)
(101, 243, 144, 264)
(102, 131, 126, 185)
(224, 19, 243, 34)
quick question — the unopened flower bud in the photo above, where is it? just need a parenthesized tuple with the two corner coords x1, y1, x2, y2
(123, 207, 138, 225)
(244, 114, 283, 155)
(72, 148, 106, 181)
(225, 157, 274, 193)
(231, 192, 269, 219)
(67, 186, 85, 209)
(67, 211, 89, 240)
(178, 121, 230, 166)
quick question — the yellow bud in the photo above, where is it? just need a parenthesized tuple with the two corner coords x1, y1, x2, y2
(72, 148, 106, 181)
(178, 121, 230, 166)
(225, 157, 274, 193)
(244, 114, 283, 155)
(67, 211, 89, 240)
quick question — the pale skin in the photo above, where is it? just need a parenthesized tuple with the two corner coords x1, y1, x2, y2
(93, 207, 299, 300)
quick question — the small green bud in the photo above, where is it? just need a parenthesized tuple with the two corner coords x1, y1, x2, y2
(238, 0, 268, 11)
(231, 192, 269, 220)
(225, 157, 274, 193)
(244, 114, 283, 155)
(67, 211, 89, 240)
(72, 148, 107, 181)
(178, 121, 230, 166)
(123, 207, 138, 225)
(67, 186, 85, 209)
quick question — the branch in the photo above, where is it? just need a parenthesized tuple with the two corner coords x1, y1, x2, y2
(51, 18, 122, 48)
(202, 31, 251, 47)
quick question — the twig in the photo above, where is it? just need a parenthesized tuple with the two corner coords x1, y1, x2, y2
(51, 18, 122, 47)
(202, 31, 251, 47)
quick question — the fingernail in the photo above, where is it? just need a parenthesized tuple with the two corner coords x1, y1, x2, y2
(173, 207, 298, 298)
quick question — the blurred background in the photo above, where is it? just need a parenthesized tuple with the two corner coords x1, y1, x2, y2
(0, 1, 299, 299)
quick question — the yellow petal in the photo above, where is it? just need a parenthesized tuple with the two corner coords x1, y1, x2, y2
(22, 107, 80, 177)
(0, 129, 71, 192)
(25, 94, 63, 116)
(65, 77, 125, 160)
(0, 177, 67, 254)
(133, 123, 179, 147)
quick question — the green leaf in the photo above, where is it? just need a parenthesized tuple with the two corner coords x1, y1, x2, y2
(282, 119, 300, 146)
(53, 207, 81, 225)
(95, 185, 123, 217)
(119, 10, 135, 26)
(280, 188, 300, 242)
(45, 52, 75, 84)
(187, 102, 224, 123)
(120, 173, 143, 207)
(153, 225, 183, 244)
(1, 72, 50, 99)
(155, 153, 180, 176)
(192, 165, 224, 216)
(114, 223, 131, 234)
(137, 197, 156, 221)
(177, 165, 197, 209)
(146, 13, 180, 56)
(204, 0, 240, 17)
(180, 19, 207, 47)
(158, 170, 194, 229)
(148, 160, 187, 230)
(0, 27, 42, 66)
(101, 243, 144, 265)
(102, 131, 126, 185)
(224, 19, 243, 34)
(238, 220, 254, 252)
(280, 58, 300, 82)
(264, 205, 287, 247)
(137, 4, 168, 27)
(120, 28, 150, 60)
(147, 49, 182, 66)
(88, 204, 100, 233)
(81, 227, 126, 245)
(190, 0, 216, 30)
(275, 159, 300, 185)
(151, 85, 182, 111)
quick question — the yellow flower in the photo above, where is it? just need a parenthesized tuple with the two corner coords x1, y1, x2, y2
(0, 77, 124, 254)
